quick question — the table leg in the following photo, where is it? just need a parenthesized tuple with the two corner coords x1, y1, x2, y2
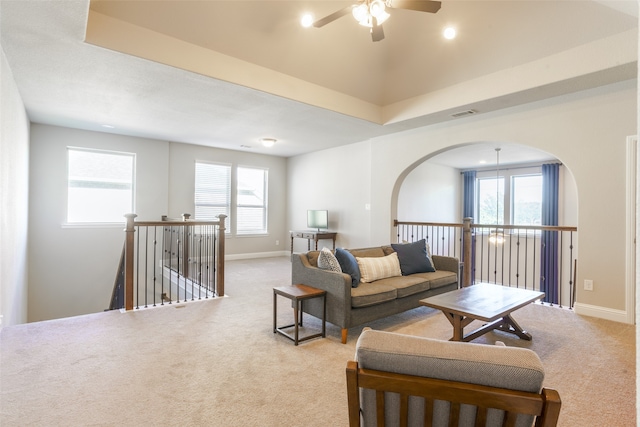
(273, 291, 277, 333)
(497, 314, 533, 340)
(293, 300, 299, 346)
(322, 294, 326, 337)
(452, 315, 463, 341)
(299, 301, 304, 327)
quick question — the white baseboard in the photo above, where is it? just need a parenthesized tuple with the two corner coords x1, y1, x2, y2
(573, 302, 631, 324)
(226, 251, 290, 261)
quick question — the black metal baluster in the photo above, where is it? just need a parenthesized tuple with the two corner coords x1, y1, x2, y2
(515, 230, 521, 289)
(144, 226, 149, 308)
(558, 231, 564, 308)
(153, 226, 157, 307)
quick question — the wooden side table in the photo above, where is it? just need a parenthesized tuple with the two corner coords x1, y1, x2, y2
(290, 230, 337, 255)
(273, 284, 326, 345)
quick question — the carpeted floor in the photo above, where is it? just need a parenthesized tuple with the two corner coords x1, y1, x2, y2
(1, 256, 635, 426)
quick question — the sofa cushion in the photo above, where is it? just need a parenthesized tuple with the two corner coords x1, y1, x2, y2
(356, 253, 402, 283)
(335, 248, 361, 288)
(305, 251, 320, 267)
(391, 239, 435, 275)
(351, 282, 398, 308)
(356, 329, 544, 391)
(411, 270, 458, 289)
(376, 275, 431, 298)
(317, 247, 342, 272)
(349, 247, 386, 258)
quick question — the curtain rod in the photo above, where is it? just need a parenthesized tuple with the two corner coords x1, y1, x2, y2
(460, 161, 562, 174)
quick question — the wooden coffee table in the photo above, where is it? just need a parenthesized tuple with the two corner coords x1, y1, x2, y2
(420, 283, 544, 342)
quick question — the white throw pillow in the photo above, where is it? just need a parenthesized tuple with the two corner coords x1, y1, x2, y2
(317, 247, 342, 272)
(356, 253, 402, 283)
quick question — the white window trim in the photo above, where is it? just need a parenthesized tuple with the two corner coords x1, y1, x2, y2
(475, 165, 541, 229)
(194, 160, 232, 231)
(65, 146, 136, 226)
(236, 165, 269, 235)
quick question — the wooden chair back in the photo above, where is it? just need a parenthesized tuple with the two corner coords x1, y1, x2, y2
(346, 360, 561, 427)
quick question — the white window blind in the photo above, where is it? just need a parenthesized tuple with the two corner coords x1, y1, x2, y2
(236, 166, 268, 234)
(195, 162, 231, 222)
(67, 147, 135, 223)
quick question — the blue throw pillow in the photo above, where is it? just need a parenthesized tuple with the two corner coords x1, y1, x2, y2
(335, 248, 361, 287)
(391, 239, 435, 275)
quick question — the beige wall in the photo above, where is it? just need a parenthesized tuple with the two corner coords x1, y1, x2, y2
(398, 162, 461, 223)
(167, 141, 288, 257)
(289, 79, 637, 320)
(0, 46, 30, 327)
(27, 126, 289, 322)
(288, 140, 372, 252)
(28, 125, 170, 322)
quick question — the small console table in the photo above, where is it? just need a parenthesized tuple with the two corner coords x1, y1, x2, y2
(290, 230, 337, 255)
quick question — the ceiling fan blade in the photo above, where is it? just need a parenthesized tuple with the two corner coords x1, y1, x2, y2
(313, 5, 354, 28)
(371, 20, 385, 42)
(391, 0, 441, 13)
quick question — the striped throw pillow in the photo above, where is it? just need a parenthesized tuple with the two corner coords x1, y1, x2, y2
(356, 253, 402, 283)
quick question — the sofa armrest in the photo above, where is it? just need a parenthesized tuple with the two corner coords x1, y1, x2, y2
(432, 255, 460, 275)
(291, 253, 352, 328)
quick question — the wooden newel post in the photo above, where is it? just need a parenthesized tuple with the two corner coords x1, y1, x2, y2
(463, 217, 472, 288)
(124, 213, 137, 310)
(216, 214, 226, 297)
(181, 213, 191, 280)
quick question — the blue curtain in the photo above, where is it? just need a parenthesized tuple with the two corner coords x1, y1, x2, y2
(463, 171, 476, 219)
(541, 163, 560, 303)
(462, 171, 476, 284)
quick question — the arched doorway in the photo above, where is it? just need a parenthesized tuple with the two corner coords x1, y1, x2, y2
(393, 141, 579, 308)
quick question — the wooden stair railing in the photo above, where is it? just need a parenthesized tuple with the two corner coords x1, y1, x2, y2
(112, 213, 226, 311)
(394, 218, 577, 308)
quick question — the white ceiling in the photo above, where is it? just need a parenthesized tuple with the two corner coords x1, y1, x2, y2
(1, 0, 637, 166)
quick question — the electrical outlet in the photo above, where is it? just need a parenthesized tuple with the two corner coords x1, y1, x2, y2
(275, 240, 280, 246)
(584, 279, 593, 291)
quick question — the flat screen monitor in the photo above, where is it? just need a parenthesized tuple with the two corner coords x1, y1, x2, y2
(307, 210, 328, 231)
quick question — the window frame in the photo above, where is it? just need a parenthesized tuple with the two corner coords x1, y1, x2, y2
(236, 165, 269, 236)
(65, 146, 136, 226)
(194, 161, 232, 226)
(474, 166, 542, 231)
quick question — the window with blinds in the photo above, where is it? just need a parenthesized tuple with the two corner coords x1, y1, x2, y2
(67, 147, 135, 223)
(237, 166, 268, 235)
(194, 162, 231, 222)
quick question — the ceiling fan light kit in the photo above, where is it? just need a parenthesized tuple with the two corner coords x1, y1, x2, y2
(313, 0, 441, 42)
(353, 0, 390, 27)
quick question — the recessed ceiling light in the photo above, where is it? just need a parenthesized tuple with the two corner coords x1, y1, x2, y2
(443, 27, 456, 40)
(301, 14, 314, 28)
(101, 124, 115, 129)
(479, 160, 487, 164)
(260, 138, 276, 147)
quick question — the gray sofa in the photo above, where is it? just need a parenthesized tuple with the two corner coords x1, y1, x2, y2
(291, 245, 459, 343)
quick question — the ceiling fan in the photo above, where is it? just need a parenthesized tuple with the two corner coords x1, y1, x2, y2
(313, 0, 441, 42)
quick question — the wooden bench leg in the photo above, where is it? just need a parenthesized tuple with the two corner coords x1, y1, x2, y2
(341, 328, 348, 344)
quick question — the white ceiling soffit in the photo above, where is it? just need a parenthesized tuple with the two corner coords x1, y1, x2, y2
(0, 0, 638, 159)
